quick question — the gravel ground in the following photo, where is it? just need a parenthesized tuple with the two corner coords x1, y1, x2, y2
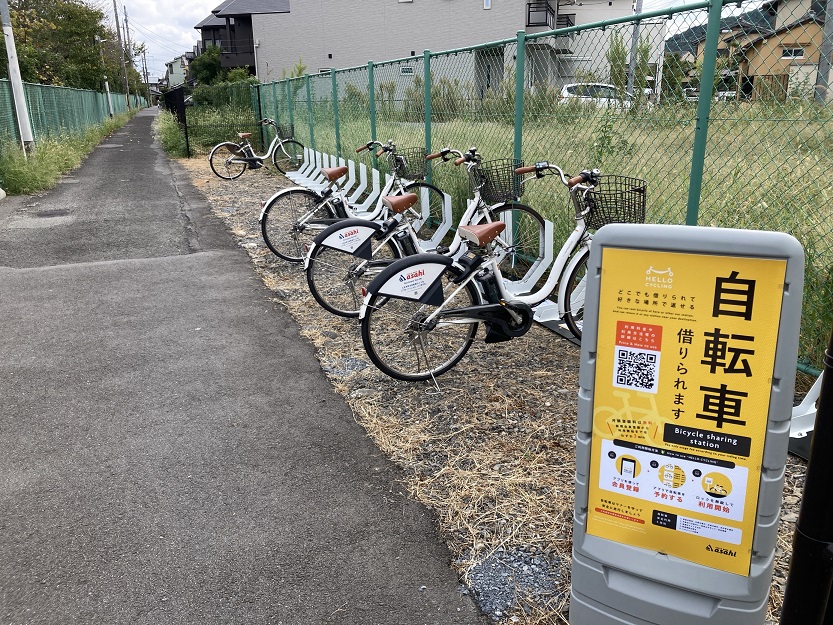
(176, 156, 810, 625)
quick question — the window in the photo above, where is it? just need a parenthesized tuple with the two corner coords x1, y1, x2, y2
(782, 47, 805, 59)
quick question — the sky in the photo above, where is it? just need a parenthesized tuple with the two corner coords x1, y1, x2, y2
(108, 0, 219, 81)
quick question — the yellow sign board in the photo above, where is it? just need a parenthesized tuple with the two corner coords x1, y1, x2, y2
(587, 248, 787, 576)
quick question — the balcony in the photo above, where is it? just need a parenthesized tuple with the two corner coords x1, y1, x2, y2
(527, 1, 555, 29)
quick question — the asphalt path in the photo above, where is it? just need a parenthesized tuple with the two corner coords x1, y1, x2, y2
(0, 109, 486, 625)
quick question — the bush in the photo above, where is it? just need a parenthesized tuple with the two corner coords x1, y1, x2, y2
(0, 112, 132, 195)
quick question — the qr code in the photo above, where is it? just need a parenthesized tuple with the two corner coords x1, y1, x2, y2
(614, 348, 659, 393)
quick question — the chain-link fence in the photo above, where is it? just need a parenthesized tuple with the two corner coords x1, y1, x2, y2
(182, 0, 833, 368)
(0, 79, 144, 144)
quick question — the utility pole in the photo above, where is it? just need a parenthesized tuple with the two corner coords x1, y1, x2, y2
(0, 0, 34, 155)
(626, 0, 644, 100)
(96, 36, 114, 117)
(112, 0, 130, 110)
(142, 49, 150, 107)
(124, 4, 134, 103)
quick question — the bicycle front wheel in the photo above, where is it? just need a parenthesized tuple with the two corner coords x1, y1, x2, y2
(361, 268, 480, 381)
(562, 247, 590, 340)
(209, 142, 247, 180)
(272, 139, 305, 174)
(403, 181, 446, 247)
(307, 239, 401, 318)
(261, 188, 333, 262)
(487, 203, 547, 292)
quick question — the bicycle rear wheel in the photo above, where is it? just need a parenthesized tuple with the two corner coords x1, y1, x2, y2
(261, 188, 333, 262)
(562, 247, 590, 340)
(307, 239, 401, 318)
(361, 268, 480, 381)
(209, 142, 247, 180)
(272, 139, 305, 174)
(486, 203, 547, 291)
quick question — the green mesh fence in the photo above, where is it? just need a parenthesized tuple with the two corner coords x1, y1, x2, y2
(189, 0, 833, 368)
(0, 79, 145, 145)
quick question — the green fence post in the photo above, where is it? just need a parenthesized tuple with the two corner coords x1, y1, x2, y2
(514, 30, 526, 166)
(424, 49, 432, 184)
(272, 82, 279, 123)
(686, 0, 723, 226)
(286, 80, 294, 130)
(306, 74, 315, 150)
(332, 70, 341, 159)
(368, 61, 377, 168)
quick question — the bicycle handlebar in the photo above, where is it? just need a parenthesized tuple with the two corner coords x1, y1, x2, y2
(515, 162, 600, 188)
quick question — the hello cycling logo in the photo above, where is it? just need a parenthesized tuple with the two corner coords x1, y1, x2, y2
(645, 266, 673, 290)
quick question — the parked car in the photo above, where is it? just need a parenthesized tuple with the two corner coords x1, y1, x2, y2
(559, 83, 632, 108)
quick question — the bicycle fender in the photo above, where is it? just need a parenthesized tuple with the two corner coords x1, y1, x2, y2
(366, 253, 453, 305)
(556, 245, 591, 317)
(313, 218, 382, 260)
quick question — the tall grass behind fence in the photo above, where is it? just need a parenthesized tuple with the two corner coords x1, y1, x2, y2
(181, 0, 833, 368)
(0, 79, 144, 144)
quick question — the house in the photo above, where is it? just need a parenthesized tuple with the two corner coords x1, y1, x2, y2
(194, 0, 635, 86)
(738, 0, 826, 100)
(664, 8, 775, 96)
(195, 0, 290, 75)
(164, 53, 194, 88)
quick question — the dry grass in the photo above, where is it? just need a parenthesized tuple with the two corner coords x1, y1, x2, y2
(178, 156, 806, 625)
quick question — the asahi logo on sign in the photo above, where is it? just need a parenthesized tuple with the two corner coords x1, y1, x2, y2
(706, 545, 737, 558)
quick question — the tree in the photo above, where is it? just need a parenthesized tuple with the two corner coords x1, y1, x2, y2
(190, 44, 225, 85)
(0, 0, 111, 90)
(607, 31, 628, 95)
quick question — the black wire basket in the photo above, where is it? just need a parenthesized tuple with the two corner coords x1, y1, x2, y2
(469, 159, 524, 205)
(391, 147, 427, 180)
(276, 123, 295, 140)
(584, 175, 647, 230)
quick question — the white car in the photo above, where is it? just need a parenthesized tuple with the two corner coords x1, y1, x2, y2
(559, 83, 632, 108)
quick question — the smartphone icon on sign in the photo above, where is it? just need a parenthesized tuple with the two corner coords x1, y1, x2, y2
(621, 458, 636, 479)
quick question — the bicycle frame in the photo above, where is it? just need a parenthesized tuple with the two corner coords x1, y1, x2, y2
(359, 179, 594, 330)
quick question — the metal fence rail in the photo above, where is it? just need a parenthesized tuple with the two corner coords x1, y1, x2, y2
(180, 0, 833, 369)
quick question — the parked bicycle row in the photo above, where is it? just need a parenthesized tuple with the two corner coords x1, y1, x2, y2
(208, 130, 648, 384)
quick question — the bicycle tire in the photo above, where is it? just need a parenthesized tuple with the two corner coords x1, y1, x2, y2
(209, 142, 247, 180)
(272, 139, 305, 175)
(403, 181, 445, 247)
(485, 203, 547, 292)
(260, 188, 334, 262)
(307, 238, 402, 318)
(562, 247, 591, 340)
(361, 266, 481, 382)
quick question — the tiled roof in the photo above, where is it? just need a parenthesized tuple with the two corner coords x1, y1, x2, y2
(195, 14, 226, 28)
(212, 0, 290, 17)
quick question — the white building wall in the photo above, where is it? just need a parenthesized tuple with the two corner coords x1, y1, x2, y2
(253, 0, 634, 81)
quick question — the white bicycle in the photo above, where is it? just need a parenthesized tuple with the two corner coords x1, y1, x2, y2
(259, 140, 447, 262)
(358, 162, 647, 381)
(303, 147, 550, 318)
(208, 118, 304, 179)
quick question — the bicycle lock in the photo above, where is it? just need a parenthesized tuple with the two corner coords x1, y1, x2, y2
(780, 325, 833, 625)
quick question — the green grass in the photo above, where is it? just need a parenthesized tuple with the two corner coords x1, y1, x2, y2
(0, 111, 136, 195)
